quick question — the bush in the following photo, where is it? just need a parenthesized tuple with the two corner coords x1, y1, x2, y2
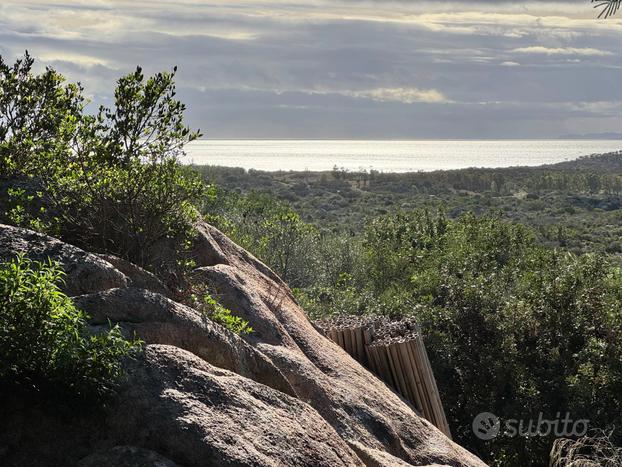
(205, 190, 320, 288)
(297, 209, 622, 465)
(0, 256, 140, 399)
(551, 430, 622, 467)
(361, 210, 622, 465)
(189, 290, 253, 335)
(0, 53, 205, 275)
(0, 52, 83, 179)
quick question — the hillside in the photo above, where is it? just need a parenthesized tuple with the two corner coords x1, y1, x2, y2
(546, 151, 622, 171)
(2, 53, 620, 467)
(195, 151, 622, 256)
(0, 222, 484, 467)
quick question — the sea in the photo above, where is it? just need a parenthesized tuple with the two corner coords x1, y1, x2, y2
(184, 140, 622, 173)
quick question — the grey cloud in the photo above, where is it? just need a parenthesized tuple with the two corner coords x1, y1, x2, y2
(0, 0, 621, 138)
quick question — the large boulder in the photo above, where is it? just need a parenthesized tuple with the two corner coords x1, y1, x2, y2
(0, 223, 485, 466)
(0, 224, 127, 296)
(1, 345, 362, 467)
(96, 253, 171, 297)
(111, 345, 363, 467)
(190, 222, 485, 466)
(74, 287, 295, 397)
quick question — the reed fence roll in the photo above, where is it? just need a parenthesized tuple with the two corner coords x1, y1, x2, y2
(315, 315, 452, 439)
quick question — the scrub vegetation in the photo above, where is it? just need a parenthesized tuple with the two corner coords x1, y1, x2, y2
(198, 155, 622, 465)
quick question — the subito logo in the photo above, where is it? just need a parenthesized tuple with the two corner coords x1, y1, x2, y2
(472, 412, 501, 440)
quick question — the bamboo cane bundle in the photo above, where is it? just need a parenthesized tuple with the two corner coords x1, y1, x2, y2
(355, 327, 366, 364)
(390, 341, 412, 401)
(314, 315, 451, 438)
(367, 343, 381, 377)
(404, 337, 433, 420)
(384, 341, 403, 395)
(394, 339, 418, 405)
(408, 337, 437, 428)
(315, 315, 386, 365)
(363, 328, 374, 367)
(343, 327, 352, 355)
(368, 341, 396, 389)
(382, 340, 399, 390)
(397, 340, 424, 414)
(379, 344, 397, 389)
(337, 328, 345, 349)
(373, 344, 389, 386)
(414, 332, 452, 438)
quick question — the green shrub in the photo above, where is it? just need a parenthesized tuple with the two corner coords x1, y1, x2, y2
(190, 291, 253, 335)
(0, 52, 83, 179)
(0, 256, 140, 399)
(49, 66, 206, 270)
(295, 209, 622, 464)
(205, 190, 320, 288)
(361, 210, 622, 465)
(204, 188, 367, 290)
(0, 54, 205, 275)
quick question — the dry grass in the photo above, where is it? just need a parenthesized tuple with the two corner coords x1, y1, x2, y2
(550, 430, 622, 467)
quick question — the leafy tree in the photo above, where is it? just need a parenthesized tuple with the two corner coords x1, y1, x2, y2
(0, 52, 84, 178)
(205, 190, 321, 287)
(47, 65, 205, 271)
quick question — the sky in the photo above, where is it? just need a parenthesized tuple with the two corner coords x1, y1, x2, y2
(1, 0, 622, 139)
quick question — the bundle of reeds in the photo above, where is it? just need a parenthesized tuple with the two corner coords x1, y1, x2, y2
(315, 315, 452, 438)
(314, 315, 388, 366)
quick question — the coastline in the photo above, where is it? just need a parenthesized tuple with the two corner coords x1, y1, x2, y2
(184, 140, 622, 173)
(189, 149, 622, 175)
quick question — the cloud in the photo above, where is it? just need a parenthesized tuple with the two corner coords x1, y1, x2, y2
(38, 52, 113, 68)
(342, 87, 449, 104)
(511, 46, 613, 56)
(1, 0, 622, 138)
(197, 85, 450, 104)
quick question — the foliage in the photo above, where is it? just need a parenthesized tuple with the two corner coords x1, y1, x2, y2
(190, 291, 253, 335)
(3, 50, 619, 465)
(200, 169, 622, 465)
(3, 186, 49, 232)
(203, 186, 372, 293)
(0, 53, 205, 275)
(205, 189, 323, 288)
(295, 272, 412, 320)
(0, 52, 84, 178)
(197, 155, 622, 261)
(0, 256, 140, 399)
(356, 210, 622, 465)
(592, 0, 622, 18)
(60, 66, 205, 269)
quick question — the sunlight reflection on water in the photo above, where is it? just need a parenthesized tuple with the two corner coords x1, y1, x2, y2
(184, 140, 622, 173)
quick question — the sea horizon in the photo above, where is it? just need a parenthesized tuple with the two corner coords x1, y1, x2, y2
(184, 139, 622, 173)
